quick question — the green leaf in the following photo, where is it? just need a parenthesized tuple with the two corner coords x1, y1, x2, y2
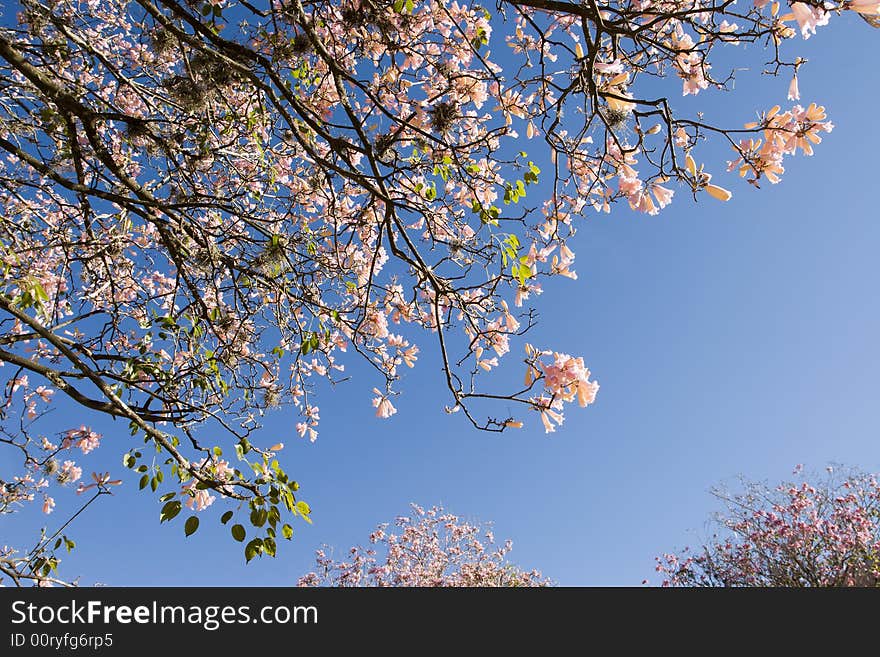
(296, 500, 312, 524)
(251, 508, 268, 528)
(282, 524, 294, 540)
(160, 500, 182, 523)
(231, 524, 246, 542)
(139, 474, 149, 490)
(32, 281, 48, 301)
(244, 538, 264, 563)
(221, 510, 234, 525)
(184, 516, 200, 537)
(281, 488, 295, 512)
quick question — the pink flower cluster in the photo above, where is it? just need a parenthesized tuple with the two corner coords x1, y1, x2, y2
(729, 103, 834, 185)
(524, 345, 599, 433)
(788, 2, 831, 38)
(61, 426, 102, 454)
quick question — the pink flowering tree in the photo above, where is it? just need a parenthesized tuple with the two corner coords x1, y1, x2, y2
(655, 467, 880, 587)
(0, 0, 876, 583)
(297, 504, 549, 586)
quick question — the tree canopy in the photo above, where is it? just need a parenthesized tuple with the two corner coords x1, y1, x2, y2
(298, 504, 548, 586)
(0, 0, 874, 584)
(656, 468, 880, 587)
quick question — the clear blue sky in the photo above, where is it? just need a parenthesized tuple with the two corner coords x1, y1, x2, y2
(3, 12, 879, 586)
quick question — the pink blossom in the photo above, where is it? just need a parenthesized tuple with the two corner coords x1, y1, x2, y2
(181, 481, 216, 512)
(651, 184, 675, 209)
(58, 461, 82, 484)
(788, 75, 800, 101)
(61, 426, 101, 454)
(77, 472, 122, 494)
(42, 495, 55, 515)
(372, 389, 397, 419)
(789, 3, 830, 39)
(33, 386, 53, 402)
(846, 0, 880, 13)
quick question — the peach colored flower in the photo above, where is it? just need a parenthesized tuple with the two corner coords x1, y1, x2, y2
(788, 75, 800, 101)
(372, 388, 397, 419)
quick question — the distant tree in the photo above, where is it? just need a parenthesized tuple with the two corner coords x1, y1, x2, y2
(1, 0, 877, 583)
(655, 467, 880, 587)
(298, 504, 548, 586)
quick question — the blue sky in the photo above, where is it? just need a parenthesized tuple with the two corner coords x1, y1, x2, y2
(3, 11, 879, 586)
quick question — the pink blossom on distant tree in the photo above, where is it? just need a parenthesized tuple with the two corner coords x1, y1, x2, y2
(655, 468, 880, 587)
(298, 505, 549, 587)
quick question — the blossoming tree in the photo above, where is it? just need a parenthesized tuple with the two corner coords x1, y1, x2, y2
(655, 468, 880, 587)
(0, 0, 875, 584)
(298, 504, 548, 586)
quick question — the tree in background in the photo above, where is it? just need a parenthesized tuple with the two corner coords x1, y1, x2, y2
(0, 0, 877, 583)
(655, 467, 880, 587)
(298, 504, 548, 586)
